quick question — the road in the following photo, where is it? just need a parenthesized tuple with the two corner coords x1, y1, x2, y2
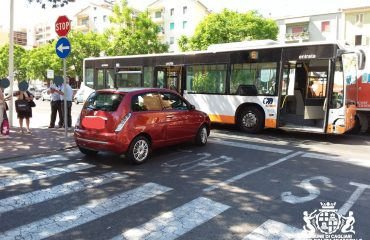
(0, 124, 369, 240)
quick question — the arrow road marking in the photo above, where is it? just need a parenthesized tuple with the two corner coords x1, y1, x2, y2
(57, 43, 70, 53)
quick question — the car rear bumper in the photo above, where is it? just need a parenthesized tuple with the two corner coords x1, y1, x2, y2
(74, 129, 130, 154)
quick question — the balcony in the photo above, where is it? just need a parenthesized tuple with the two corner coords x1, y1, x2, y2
(285, 31, 310, 42)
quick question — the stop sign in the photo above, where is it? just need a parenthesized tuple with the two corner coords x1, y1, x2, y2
(55, 15, 71, 37)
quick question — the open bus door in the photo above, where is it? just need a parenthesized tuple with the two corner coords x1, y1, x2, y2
(326, 53, 357, 133)
(154, 65, 183, 93)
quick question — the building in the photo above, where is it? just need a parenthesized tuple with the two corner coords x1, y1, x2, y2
(275, 5, 370, 48)
(275, 11, 343, 44)
(74, 1, 113, 34)
(31, 22, 56, 47)
(342, 6, 370, 46)
(0, 26, 28, 47)
(147, 0, 210, 52)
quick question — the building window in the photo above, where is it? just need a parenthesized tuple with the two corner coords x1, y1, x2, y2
(321, 21, 330, 32)
(356, 13, 364, 24)
(183, 21, 187, 29)
(94, 17, 97, 23)
(94, 7, 97, 10)
(155, 11, 162, 18)
(170, 22, 175, 30)
(183, 6, 187, 14)
(170, 37, 175, 44)
(355, 35, 362, 46)
(103, 15, 107, 22)
(170, 8, 174, 16)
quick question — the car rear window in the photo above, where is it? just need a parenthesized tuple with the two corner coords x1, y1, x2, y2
(84, 92, 123, 112)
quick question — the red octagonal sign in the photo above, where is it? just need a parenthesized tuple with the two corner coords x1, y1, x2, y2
(55, 15, 71, 37)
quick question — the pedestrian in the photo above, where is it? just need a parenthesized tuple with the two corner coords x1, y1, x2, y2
(55, 77, 73, 128)
(15, 90, 34, 133)
(0, 87, 12, 137)
(47, 83, 63, 128)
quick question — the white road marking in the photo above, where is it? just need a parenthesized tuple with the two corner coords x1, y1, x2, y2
(204, 151, 303, 192)
(0, 172, 127, 214)
(242, 219, 309, 240)
(302, 153, 370, 168)
(338, 182, 370, 215)
(0, 162, 93, 190)
(209, 138, 293, 154)
(0, 183, 172, 240)
(116, 197, 230, 240)
(281, 176, 332, 204)
(0, 152, 79, 172)
(181, 155, 233, 171)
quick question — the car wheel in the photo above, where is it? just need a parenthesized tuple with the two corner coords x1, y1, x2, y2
(127, 136, 150, 164)
(41, 97, 44, 101)
(237, 106, 264, 133)
(78, 147, 98, 156)
(75, 99, 79, 104)
(195, 124, 208, 146)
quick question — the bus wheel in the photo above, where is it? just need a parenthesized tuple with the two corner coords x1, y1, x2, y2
(237, 106, 264, 133)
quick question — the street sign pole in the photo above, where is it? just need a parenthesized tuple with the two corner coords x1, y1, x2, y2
(63, 59, 67, 137)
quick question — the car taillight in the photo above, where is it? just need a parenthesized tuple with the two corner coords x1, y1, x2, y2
(115, 112, 131, 133)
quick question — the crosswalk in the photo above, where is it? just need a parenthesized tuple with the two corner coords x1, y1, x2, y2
(0, 150, 307, 239)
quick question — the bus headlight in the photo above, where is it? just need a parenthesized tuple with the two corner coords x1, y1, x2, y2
(115, 113, 131, 133)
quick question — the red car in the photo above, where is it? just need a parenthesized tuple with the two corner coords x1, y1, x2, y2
(74, 88, 210, 164)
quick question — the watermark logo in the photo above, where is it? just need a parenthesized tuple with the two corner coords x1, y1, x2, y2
(303, 202, 361, 240)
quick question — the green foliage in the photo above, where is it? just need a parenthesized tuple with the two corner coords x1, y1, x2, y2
(0, 44, 27, 80)
(105, 0, 168, 55)
(178, 9, 279, 51)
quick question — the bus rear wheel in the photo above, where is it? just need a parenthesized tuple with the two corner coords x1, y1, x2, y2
(237, 106, 264, 134)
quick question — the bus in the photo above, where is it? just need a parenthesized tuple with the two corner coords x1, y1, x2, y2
(81, 40, 365, 134)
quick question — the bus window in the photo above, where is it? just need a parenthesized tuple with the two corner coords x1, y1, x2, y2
(97, 69, 104, 89)
(107, 69, 115, 89)
(116, 67, 142, 88)
(331, 60, 344, 109)
(85, 68, 94, 89)
(144, 67, 154, 87)
(230, 62, 277, 95)
(186, 64, 226, 94)
(306, 71, 327, 98)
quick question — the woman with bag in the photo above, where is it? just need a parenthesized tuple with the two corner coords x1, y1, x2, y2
(15, 90, 34, 134)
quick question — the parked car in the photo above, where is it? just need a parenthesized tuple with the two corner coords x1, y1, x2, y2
(41, 89, 51, 101)
(74, 88, 210, 164)
(74, 88, 85, 104)
(34, 89, 43, 100)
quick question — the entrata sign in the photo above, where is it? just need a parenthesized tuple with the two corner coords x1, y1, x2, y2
(55, 15, 71, 37)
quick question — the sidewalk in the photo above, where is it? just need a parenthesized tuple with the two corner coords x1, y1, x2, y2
(0, 127, 76, 160)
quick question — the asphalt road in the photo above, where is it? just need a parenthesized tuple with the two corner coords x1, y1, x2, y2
(0, 127, 369, 240)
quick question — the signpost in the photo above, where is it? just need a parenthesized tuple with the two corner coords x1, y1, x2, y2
(55, 15, 71, 137)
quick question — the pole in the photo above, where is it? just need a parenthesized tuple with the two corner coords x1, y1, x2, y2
(63, 59, 67, 137)
(8, 0, 14, 126)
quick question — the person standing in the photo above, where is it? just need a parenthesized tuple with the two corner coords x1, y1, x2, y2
(55, 77, 73, 128)
(16, 90, 34, 133)
(47, 83, 63, 128)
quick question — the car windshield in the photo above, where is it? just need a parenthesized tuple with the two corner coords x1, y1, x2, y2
(84, 92, 123, 112)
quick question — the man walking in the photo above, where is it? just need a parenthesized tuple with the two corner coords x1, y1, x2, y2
(47, 83, 63, 128)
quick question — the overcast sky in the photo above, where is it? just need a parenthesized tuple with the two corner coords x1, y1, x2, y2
(0, 0, 369, 30)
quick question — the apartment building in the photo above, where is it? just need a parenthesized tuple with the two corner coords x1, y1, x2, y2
(74, 1, 113, 34)
(343, 6, 370, 46)
(275, 5, 370, 47)
(32, 22, 55, 47)
(147, 0, 210, 52)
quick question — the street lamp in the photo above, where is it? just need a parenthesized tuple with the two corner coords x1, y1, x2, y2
(8, 0, 14, 126)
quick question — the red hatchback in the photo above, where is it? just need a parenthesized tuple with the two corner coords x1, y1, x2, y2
(74, 88, 210, 164)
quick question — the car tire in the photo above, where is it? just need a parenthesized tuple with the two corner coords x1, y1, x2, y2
(237, 106, 264, 134)
(41, 97, 44, 101)
(195, 124, 208, 146)
(78, 147, 98, 156)
(127, 136, 150, 164)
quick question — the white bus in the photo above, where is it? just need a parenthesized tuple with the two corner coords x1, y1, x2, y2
(81, 40, 364, 134)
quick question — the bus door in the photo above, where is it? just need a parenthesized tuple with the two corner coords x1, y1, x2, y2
(96, 68, 115, 89)
(326, 54, 357, 133)
(154, 65, 183, 92)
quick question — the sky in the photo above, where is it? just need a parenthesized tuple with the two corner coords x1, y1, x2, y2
(0, 0, 369, 30)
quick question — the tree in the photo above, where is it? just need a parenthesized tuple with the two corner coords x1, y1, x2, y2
(0, 44, 27, 80)
(178, 9, 279, 51)
(105, 0, 168, 56)
(66, 30, 105, 81)
(26, 0, 75, 8)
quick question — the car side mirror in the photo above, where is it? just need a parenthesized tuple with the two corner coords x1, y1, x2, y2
(188, 104, 195, 111)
